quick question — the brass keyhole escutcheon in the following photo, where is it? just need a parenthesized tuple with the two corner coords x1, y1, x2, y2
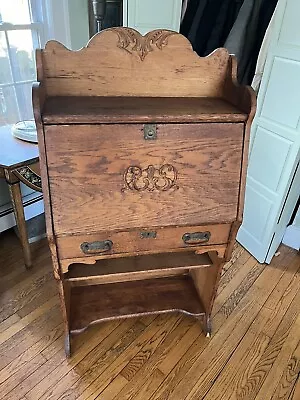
(140, 231, 157, 239)
(144, 124, 157, 140)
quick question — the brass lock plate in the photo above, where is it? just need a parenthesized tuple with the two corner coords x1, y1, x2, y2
(140, 231, 157, 239)
(144, 124, 157, 140)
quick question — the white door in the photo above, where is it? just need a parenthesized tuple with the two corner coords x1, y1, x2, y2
(238, 0, 300, 263)
(124, 0, 182, 35)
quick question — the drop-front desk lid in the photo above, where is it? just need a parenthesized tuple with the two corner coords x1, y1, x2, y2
(42, 96, 248, 125)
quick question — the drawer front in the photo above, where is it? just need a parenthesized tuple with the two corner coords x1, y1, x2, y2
(56, 223, 232, 259)
(45, 123, 244, 235)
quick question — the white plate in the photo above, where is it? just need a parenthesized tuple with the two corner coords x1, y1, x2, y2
(12, 120, 38, 143)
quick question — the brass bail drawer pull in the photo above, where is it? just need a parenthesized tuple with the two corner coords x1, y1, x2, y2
(182, 231, 211, 245)
(80, 240, 113, 254)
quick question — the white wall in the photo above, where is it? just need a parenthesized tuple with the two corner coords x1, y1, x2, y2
(67, 0, 90, 49)
(44, 0, 89, 49)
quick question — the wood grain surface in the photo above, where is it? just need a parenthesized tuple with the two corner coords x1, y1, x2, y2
(34, 27, 257, 359)
(59, 243, 228, 273)
(42, 97, 247, 124)
(65, 251, 212, 286)
(45, 123, 244, 235)
(0, 231, 299, 400)
(70, 276, 205, 333)
(40, 29, 231, 98)
(56, 223, 231, 260)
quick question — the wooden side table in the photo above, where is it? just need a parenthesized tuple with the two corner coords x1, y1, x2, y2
(0, 126, 42, 268)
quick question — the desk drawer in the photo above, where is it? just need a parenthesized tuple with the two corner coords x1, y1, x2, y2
(56, 223, 231, 259)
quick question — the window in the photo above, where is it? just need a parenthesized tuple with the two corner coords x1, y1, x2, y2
(0, 0, 46, 127)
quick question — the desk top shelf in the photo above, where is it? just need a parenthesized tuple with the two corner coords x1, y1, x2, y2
(42, 96, 248, 124)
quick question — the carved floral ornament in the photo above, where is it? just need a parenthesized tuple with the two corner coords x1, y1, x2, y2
(108, 28, 176, 61)
(122, 164, 179, 192)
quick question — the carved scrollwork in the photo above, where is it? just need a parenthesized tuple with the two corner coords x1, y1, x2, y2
(109, 28, 176, 61)
(122, 164, 179, 192)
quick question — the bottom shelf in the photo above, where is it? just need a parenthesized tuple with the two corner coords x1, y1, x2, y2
(70, 275, 205, 333)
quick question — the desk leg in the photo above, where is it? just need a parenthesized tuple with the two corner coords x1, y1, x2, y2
(8, 182, 32, 268)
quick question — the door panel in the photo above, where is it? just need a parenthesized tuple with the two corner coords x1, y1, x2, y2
(238, 0, 300, 263)
(261, 57, 300, 128)
(247, 126, 292, 191)
(126, 0, 182, 34)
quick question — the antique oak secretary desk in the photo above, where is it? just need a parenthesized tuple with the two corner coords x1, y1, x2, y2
(33, 28, 256, 357)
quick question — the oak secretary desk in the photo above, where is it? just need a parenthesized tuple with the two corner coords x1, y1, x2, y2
(33, 28, 256, 357)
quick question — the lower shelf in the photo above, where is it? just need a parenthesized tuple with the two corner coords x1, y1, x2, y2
(70, 275, 205, 333)
(66, 251, 212, 285)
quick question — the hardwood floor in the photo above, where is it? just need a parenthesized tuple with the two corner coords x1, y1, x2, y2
(0, 229, 299, 400)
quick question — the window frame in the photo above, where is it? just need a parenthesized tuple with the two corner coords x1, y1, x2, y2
(0, 0, 72, 125)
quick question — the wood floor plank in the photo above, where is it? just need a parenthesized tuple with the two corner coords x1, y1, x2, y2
(0, 268, 54, 323)
(0, 245, 50, 293)
(289, 375, 300, 400)
(25, 319, 124, 400)
(221, 243, 245, 273)
(103, 316, 198, 400)
(183, 249, 299, 400)
(0, 313, 21, 334)
(218, 247, 251, 294)
(0, 323, 63, 387)
(271, 341, 300, 400)
(0, 353, 47, 400)
(149, 247, 295, 400)
(0, 305, 61, 370)
(200, 254, 300, 400)
(38, 319, 145, 400)
(255, 315, 300, 400)
(4, 324, 119, 400)
(17, 280, 57, 318)
(98, 374, 129, 400)
(119, 317, 183, 382)
(4, 349, 66, 400)
(0, 296, 59, 346)
(128, 322, 203, 400)
(158, 320, 202, 376)
(228, 274, 300, 400)
(139, 315, 158, 327)
(182, 304, 271, 400)
(131, 368, 166, 400)
(0, 230, 299, 400)
(213, 255, 258, 313)
(76, 315, 179, 400)
(0, 354, 45, 400)
(218, 261, 265, 318)
(149, 290, 257, 400)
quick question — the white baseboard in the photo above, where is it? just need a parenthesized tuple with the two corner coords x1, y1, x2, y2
(0, 193, 44, 234)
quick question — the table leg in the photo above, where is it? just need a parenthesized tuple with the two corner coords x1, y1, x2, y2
(8, 182, 32, 268)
